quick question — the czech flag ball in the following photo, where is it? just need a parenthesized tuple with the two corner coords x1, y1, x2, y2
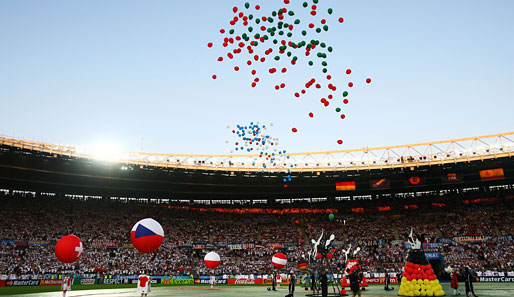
(272, 252, 287, 269)
(55, 235, 83, 263)
(130, 218, 164, 253)
(204, 251, 221, 269)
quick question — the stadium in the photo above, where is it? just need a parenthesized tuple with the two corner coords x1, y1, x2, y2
(1, 1, 514, 297)
(0, 133, 513, 296)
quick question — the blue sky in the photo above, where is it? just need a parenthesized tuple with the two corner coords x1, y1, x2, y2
(1, 0, 513, 154)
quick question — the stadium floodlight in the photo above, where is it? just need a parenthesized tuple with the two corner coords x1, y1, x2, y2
(90, 143, 122, 161)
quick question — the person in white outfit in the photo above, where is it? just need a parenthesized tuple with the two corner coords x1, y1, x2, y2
(61, 275, 72, 297)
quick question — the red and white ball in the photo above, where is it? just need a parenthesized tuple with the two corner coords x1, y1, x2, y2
(272, 252, 287, 269)
(204, 251, 221, 269)
(55, 235, 83, 263)
(130, 218, 164, 253)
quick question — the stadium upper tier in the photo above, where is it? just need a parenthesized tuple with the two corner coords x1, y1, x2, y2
(1, 132, 513, 172)
(1, 132, 513, 199)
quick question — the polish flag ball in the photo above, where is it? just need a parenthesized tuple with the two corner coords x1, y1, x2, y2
(55, 235, 83, 263)
(272, 252, 287, 269)
(204, 251, 221, 269)
(130, 218, 164, 253)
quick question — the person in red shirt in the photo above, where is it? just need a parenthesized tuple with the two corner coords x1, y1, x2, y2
(137, 272, 151, 297)
(451, 270, 461, 295)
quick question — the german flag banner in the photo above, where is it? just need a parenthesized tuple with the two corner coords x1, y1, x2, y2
(336, 181, 356, 191)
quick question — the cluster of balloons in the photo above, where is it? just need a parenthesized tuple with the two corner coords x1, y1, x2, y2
(210, 0, 373, 145)
(399, 262, 445, 296)
(228, 122, 293, 187)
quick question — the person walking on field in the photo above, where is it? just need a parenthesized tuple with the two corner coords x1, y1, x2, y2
(451, 270, 461, 295)
(348, 269, 362, 297)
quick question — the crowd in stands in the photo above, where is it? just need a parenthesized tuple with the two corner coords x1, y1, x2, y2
(0, 189, 513, 280)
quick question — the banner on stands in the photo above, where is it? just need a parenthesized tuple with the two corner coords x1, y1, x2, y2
(227, 278, 263, 285)
(39, 279, 62, 286)
(5, 280, 40, 286)
(194, 278, 228, 284)
(478, 276, 514, 283)
(365, 277, 398, 284)
(73, 279, 96, 285)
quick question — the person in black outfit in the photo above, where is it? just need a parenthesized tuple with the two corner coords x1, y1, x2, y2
(464, 267, 477, 297)
(384, 271, 393, 291)
(272, 272, 277, 291)
(310, 271, 317, 291)
(286, 271, 295, 297)
(319, 270, 328, 297)
(348, 269, 361, 297)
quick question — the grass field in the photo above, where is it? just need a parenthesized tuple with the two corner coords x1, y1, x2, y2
(1, 283, 513, 297)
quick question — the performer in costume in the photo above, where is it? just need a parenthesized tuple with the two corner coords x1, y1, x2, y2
(61, 274, 72, 297)
(451, 270, 460, 295)
(137, 272, 151, 297)
(349, 269, 361, 297)
(464, 267, 477, 297)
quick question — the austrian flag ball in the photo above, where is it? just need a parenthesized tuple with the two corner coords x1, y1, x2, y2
(55, 235, 83, 263)
(130, 218, 164, 253)
(272, 252, 287, 269)
(204, 251, 221, 269)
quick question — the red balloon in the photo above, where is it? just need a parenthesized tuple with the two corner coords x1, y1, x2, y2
(234, 66, 239, 71)
(220, 29, 225, 34)
(233, 6, 238, 13)
(55, 235, 83, 263)
(337, 140, 343, 145)
(310, 10, 316, 16)
(218, 57, 223, 62)
(284, 184, 288, 188)
(340, 114, 345, 119)
(326, 75, 332, 80)
(326, 253, 333, 259)
(321, 19, 326, 24)
(212, 74, 217, 79)
(339, 17, 344, 23)
(207, 42, 213, 48)
(255, 5, 260, 10)
(295, 92, 300, 97)
(292, 128, 298, 133)
(343, 99, 349, 104)
(346, 69, 351, 74)
(316, 253, 322, 259)
(366, 78, 372, 84)
(348, 82, 353, 87)
(282, 68, 287, 73)
(309, 23, 314, 28)
(309, 112, 314, 118)
(280, 83, 285, 88)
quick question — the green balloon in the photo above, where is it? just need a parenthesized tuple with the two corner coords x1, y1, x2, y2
(248, 14, 253, 20)
(343, 91, 349, 97)
(316, 28, 322, 33)
(323, 25, 329, 31)
(287, 51, 292, 57)
(335, 108, 341, 112)
(268, 17, 274, 23)
(280, 45, 287, 51)
(313, 0, 319, 3)
(328, 46, 333, 52)
(302, 30, 307, 36)
(287, 32, 292, 37)
(263, 35, 269, 40)
(293, 56, 298, 61)
(245, 2, 250, 9)
(322, 61, 328, 66)
(328, 8, 333, 14)
(272, 11, 277, 17)
(329, 213, 334, 220)
(288, 11, 294, 16)
(256, 18, 260, 24)
(255, 33, 260, 38)
(320, 42, 326, 48)
(253, 41, 258, 46)
(275, 56, 280, 61)
(308, 61, 314, 66)
(303, 2, 308, 8)
(229, 29, 234, 34)
(294, 19, 301, 25)
(248, 26, 253, 32)
(279, 31, 284, 35)
(322, 68, 328, 73)
(273, 39, 278, 44)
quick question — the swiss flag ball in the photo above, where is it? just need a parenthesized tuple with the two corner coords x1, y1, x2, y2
(272, 252, 287, 269)
(55, 235, 83, 263)
(204, 251, 221, 269)
(130, 218, 164, 253)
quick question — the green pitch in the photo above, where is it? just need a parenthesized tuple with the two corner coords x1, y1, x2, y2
(1, 283, 514, 297)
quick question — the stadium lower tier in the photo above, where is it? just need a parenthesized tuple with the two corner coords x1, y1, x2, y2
(0, 191, 512, 279)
